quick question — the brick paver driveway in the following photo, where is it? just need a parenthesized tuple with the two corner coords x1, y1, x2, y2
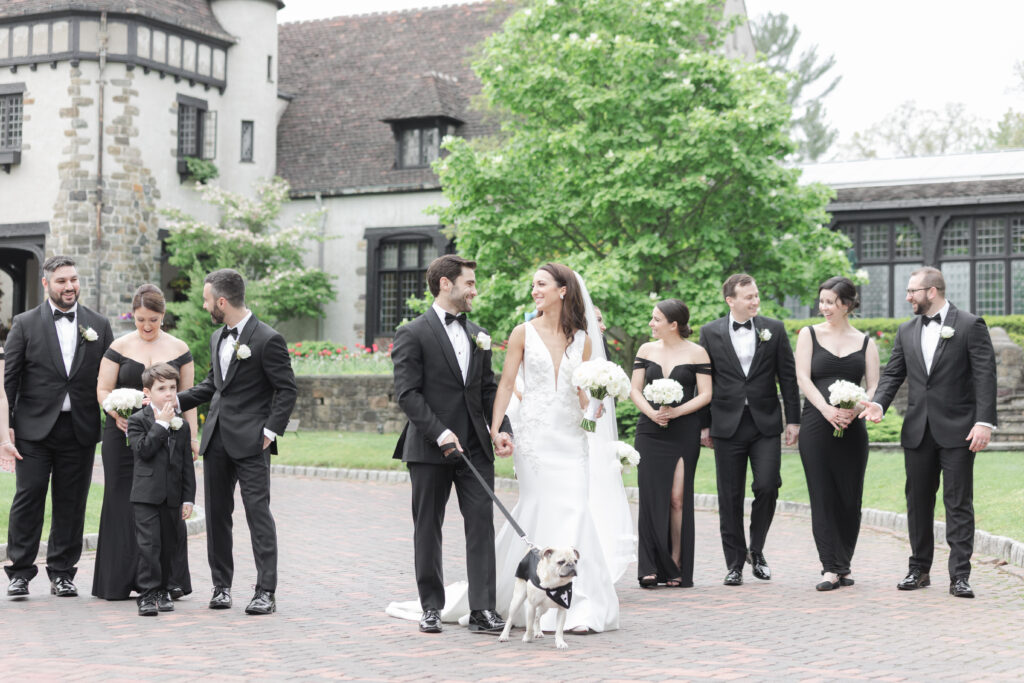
(1, 471, 1023, 681)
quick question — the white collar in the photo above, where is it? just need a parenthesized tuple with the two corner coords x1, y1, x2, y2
(229, 310, 253, 335)
(432, 303, 463, 327)
(728, 313, 754, 331)
(926, 301, 950, 325)
(49, 300, 79, 316)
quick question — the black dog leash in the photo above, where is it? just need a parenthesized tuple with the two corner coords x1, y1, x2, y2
(444, 445, 537, 552)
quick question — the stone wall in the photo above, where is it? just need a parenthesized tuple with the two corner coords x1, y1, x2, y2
(293, 375, 405, 433)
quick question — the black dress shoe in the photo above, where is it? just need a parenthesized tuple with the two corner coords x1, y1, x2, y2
(897, 569, 930, 591)
(747, 551, 771, 580)
(723, 569, 743, 586)
(950, 577, 975, 598)
(50, 576, 78, 597)
(245, 588, 276, 615)
(157, 591, 174, 612)
(419, 608, 442, 633)
(137, 592, 159, 617)
(467, 609, 505, 633)
(815, 573, 841, 591)
(839, 574, 855, 587)
(209, 586, 232, 609)
(7, 577, 29, 597)
(167, 585, 186, 600)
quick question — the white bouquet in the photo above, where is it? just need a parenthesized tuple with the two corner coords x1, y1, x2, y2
(614, 441, 641, 473)
(643, 378, 684, 427)
(102, 388, 145, 444)
(827, 379, 868, 438)
(571, 359, 630, 432)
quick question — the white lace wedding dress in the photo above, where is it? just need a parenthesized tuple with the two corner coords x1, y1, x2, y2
(492, 322, 619, 632)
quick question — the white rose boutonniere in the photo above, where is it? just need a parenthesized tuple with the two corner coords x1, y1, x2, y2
(79, 325, 98, 342)
(939, 326, 955, 340)
(475, 331, 491, 351)
(234, 342, 252, 360)
(757, 328, 772, 342)
(169, 416, 184, 431)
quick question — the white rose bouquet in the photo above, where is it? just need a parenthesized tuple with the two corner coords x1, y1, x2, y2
(614, 441, 641, 473)
(643, 378, 684, 428)
(102, 388, 145, 444)
(827, 379, 868, 438)
(571, 360, 630, 432)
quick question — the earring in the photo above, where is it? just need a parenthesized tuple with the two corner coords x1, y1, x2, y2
(560, 294, 564, 300)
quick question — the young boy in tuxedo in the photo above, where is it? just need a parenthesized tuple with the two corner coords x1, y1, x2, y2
(127, 363, 196, 616)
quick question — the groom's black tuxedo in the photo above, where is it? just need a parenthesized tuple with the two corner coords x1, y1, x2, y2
(871, 303, 997, 580)
(179, 314, 296, 593)
(392, 309, 511, 613)
(3, 301, 113, 582)
(699, 315, 800, 573)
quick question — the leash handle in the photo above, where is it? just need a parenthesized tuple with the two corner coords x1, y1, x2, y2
(451, 447, 536, 551)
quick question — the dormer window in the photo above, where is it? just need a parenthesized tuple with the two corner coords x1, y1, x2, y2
(394, 117, 454, 169)
(0, 83, 25, 172)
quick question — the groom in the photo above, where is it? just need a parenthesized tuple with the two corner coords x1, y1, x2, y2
(391, 254, 513, 634)
(699, 273, 800, 586)
(860, 267, 996, 598)
(4, 255, 113, 598)
(178, 269, 296, 615)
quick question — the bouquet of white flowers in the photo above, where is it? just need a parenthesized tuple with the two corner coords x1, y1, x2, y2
(827, 379, 868, 438)
(643, 378, 684, 428)
(614, 441, 641, 473)
(102, 388, 145, 444)
(571, 360, 630, 432)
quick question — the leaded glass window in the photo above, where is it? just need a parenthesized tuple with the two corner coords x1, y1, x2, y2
(376, 238, 431, 335)
(1012, 260, 1024, 315)
(892, 263, 922, 317)
(941, 262, 971, 311)
(0, 94, 23, 152)
(861, 224, 889, 260)
(975, 218, 1006, 255)
(893, 223, 922, 259)
(859, 265, 889, 318)
(1011, 217, 1024, 255)
(975, 260, 1004, 316)
(941, 219, 971, 257)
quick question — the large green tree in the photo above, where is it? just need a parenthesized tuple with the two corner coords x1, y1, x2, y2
(750, 12, 840, 161)
(432, 0, 848, 357)
(162, 177, 335, 373)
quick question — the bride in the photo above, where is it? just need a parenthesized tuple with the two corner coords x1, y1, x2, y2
(386, 263, 632, 632)
(488, 262, 627, 633)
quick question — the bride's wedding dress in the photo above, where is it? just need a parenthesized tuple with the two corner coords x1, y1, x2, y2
(493, 322, 620, 632)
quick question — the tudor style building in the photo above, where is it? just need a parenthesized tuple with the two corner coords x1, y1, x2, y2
(801, 151, 1024, 319)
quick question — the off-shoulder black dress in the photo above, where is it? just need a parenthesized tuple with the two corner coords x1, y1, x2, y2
(91, 348, 194, 600)
(633, 359, 712, 587)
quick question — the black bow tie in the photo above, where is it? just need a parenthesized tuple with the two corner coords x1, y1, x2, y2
(53, 309, 75, 323)
(922, 313, 942, 326)
(445, 312, 467, 328)
(732, 320, 752, 331)
(220, 326, 239, 341)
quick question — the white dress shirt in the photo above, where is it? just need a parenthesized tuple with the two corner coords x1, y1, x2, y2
(920, 300, 949, 374)
(728, 313, 756, 377)
(50, 301, 78, 411)
(217, 311, 278, 442)
(432, 303, 471, 447)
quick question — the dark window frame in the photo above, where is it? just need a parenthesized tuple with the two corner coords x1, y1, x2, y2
(938, 213, 1024, 315)
(364, 226, 451, 346)
(392, 117, 454, 170)
(240, 119, 254, 162)
(0, 82, 26, 171)
(176, 93, 214, 178)
(835, 219, 924, 317)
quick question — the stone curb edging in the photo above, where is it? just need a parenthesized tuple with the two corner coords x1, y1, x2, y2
(0, 506, 205, 563)
(263, 464, 1024, 571)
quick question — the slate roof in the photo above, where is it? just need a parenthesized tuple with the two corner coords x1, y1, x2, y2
(0, 0, 257, 43)
(833, 178, 1024, 205)
(276, 2, 512, 197)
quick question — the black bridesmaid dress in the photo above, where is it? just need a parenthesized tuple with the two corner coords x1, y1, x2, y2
(633, 358, 712, 586)
(91, 348, 194, 600)
(798, 327, 870, 577)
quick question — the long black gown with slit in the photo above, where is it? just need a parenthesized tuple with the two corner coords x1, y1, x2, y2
(91, 348, 194, 600)
(633, 359, 712, 587)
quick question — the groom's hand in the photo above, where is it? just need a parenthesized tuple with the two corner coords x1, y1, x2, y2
(858, 400, 883, 423)
(440, 434, 463, 458)
(494, 432, 513, 458)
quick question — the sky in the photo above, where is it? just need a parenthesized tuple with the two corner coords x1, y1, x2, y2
(278, 0, 1024, 158)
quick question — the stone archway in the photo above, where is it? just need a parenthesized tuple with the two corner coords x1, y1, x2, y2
(0, 222, 47, 338)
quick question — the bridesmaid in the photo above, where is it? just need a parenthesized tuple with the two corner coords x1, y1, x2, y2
(795, 277, 879, 591)
(630, 299, 711, 587)
(93, 284, 199, 601)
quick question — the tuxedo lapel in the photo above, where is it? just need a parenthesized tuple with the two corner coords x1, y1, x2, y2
(425, 312, 464, 386)
(39, 303, 68, 377)
(748, 316, 768, 376)
(907, 316, 928, 376)
(223, 316, 258, 388)
(68, 309, 90, 379)
(929, 305, 958, 373)
(211, 330, 224, 389)
(716, 317, 745, 377)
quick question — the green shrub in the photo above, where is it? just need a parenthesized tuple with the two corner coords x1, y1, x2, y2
(616, 398, 641, 443)
(865, 409, 904, 443)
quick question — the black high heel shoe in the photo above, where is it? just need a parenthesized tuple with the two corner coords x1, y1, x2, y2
(639, 575, 658, 588)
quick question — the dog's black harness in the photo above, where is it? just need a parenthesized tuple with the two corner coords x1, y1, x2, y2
(516, 552, 573, 609)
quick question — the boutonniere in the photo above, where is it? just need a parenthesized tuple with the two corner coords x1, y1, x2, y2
(757, 328, 772, 343)
(79, 325, 98, 342)
(234, 342, 251, 360)
(939, 326, 955, 340)
(475, 331, 491, 351)
(169, 416, 184, 431)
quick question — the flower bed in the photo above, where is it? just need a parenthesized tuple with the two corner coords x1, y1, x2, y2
(289, 340, 393, 375)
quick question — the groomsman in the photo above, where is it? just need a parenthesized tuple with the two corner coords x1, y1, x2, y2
(178, 269, 297, 615)
(860, 267, 996, 598)
(699, 274, 800, 586)
(4, 255, 113, 598)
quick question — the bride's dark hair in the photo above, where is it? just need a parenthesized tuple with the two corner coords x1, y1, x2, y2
(537, 263, 587, 347)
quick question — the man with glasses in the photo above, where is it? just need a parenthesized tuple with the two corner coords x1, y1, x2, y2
(860, 267, 997, 598)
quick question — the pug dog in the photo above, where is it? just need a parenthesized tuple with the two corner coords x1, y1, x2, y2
(498, 547, 579, 650)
